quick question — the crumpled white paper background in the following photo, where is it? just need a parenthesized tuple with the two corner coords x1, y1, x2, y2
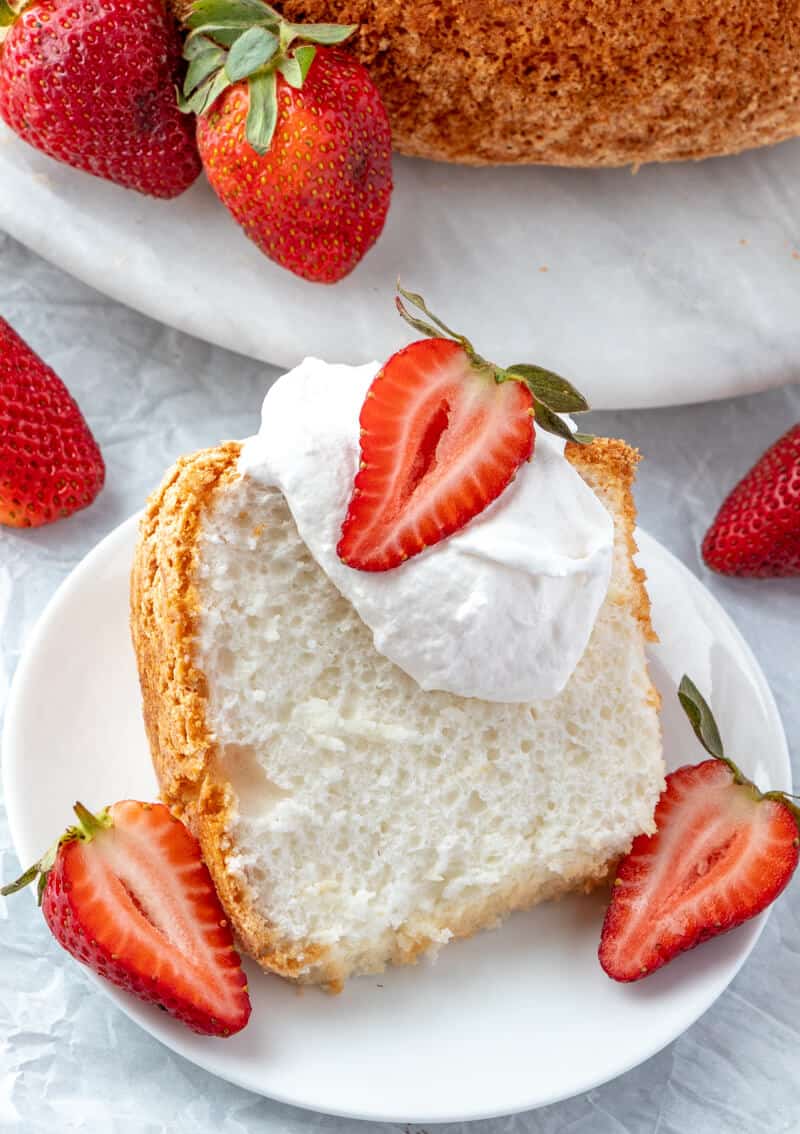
(1, 231, 799, 1133)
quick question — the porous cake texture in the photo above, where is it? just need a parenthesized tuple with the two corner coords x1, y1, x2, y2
(275, 0, 800, 166)
(131, 439, 664, 989)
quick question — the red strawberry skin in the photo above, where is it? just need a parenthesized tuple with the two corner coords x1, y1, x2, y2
(41, 801, 251, 1037)
(197, 47, 392, 283)
(599, 760, 799, 982)
(0, 317, 105, 528)
(702, 423, 800, 578)
(0, 0, 201, 198)
(337, 337, 535, 571)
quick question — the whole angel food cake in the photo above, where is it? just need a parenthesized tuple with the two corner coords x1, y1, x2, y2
(131, 294, 664, 989)
(275, 0, 800, 166)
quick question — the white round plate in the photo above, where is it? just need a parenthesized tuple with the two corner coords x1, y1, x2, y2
(2, 122, 800, 409)
(2, 519, 790, 1124)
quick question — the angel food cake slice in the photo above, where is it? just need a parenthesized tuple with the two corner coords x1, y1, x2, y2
(131, 317, 664, 990)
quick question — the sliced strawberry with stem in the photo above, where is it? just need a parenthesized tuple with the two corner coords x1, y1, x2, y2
(338, 338, 534, 571)
(599, 676, 800, 982)
(337, 286, 592, 572)
(2, 801, 251, 1037)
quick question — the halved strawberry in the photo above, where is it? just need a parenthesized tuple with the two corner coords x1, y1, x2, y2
(337, 338, 534, 571)
(337, 287, 592, 572)
(599, 677, 799, 983)
(2, 801, 251, 1037)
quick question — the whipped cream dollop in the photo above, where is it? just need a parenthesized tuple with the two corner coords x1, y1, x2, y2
(239, 358, 614, 703)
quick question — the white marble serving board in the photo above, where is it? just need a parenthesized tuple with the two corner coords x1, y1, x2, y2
(2, 121, 800, 410)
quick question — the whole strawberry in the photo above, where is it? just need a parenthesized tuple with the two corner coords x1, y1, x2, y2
(0, 0, 201, 198)
(0, 317, 104, 527)
(702, 423, 800, 578)
(2, 800, 251, 1036)
(180, 1, 392, 283)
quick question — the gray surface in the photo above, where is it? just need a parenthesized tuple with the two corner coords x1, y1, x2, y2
(1, 231, 799, 1133)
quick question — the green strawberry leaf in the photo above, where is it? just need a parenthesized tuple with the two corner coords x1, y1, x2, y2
(200, 67, 233, 112)
(396, 285, 474, 351)
(279, 41, 320, 88)
(177, 86, 197, 113)
(225, 25, 277, 82)
(278, 54, 303, 88)
(179, 66, 231, 115)
(181, 2, 354, 101)
(394, 298, 448, 342)
(284, 21, 356, 45)
(246, 70, 278, 154)
(293, 44, 317, 83)
(504, 364, 589, 413)
(1, 840, 58, 906)
(678, 675, 725, 761)
(0, 859, 41, 896)
(187, 0, 279, 31)
(184, 32, 221, 59)
(186, 23, 249, 47)
(0, 0, 16, 26)
(1, 839, 60, 907)
(1, 801, 111, 908)
(185, 46, 226, 95)
(532, 401, 591, 445)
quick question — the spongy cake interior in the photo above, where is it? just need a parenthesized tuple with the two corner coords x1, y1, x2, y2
(194, 456, 663, 984)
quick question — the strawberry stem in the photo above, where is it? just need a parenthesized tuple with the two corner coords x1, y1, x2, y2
(677, 675, 725, 760)
(394, 283, 593, 446)
(396, 285, 475, 350)
(1, 840, 60, 905)
(0, 861, 42, 896)
(73, 801, 112, 839)
(677, 674, 751, 782)
(1, 803, 112, 906)
(677, 675, 800, 830)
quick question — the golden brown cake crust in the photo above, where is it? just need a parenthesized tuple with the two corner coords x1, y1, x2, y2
(130, 437, 657, 989)
(274, 0, 800, 165)
(130, 443, 328, 982)
(567, 438, 656, 642)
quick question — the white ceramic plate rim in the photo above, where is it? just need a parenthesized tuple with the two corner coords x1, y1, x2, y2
(2, 516, 791, 1124)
